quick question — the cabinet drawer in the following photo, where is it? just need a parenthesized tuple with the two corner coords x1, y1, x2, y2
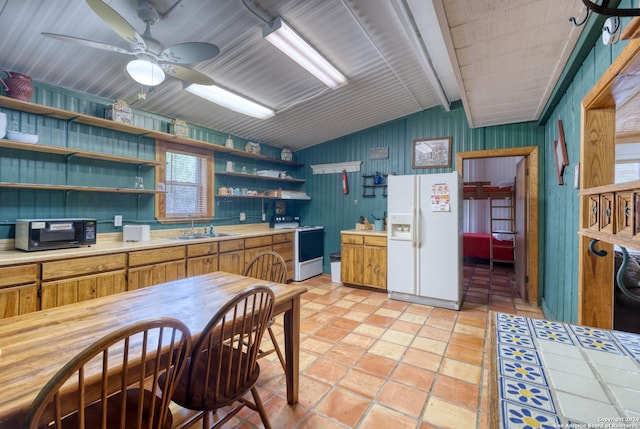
(42, 254, 126, 281)
(364, 235, 387, 247)
(273, 242, 294, 261)
(245, 246, 273, 266)
(128, 247, 185, 267)
(342, 234, 364, 245)
(245, 236, 272, 248)
(616, 192, 633, 238)
(599, 193, 614, 233)
(187, 242, 218, 257)
(219, 238, 244, 253)
(272, 232, 294, 244)
(0, 264, 38, 287)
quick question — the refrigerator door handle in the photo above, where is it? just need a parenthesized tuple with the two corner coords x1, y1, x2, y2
(415, 207, 422, 248)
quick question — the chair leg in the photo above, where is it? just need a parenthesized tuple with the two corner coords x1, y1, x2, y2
(202, 410, 211, 429)
(267, 326, 286, 371)
(250, 386, 272, 429)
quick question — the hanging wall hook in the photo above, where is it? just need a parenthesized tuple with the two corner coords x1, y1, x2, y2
(570, 7, 590, 27)
(588, 239, 608, 257)
(603, 16, 620, 34)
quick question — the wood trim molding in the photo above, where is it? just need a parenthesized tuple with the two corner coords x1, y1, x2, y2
(456, 146, 539, 305)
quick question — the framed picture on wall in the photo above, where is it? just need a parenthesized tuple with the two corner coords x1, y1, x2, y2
(412, 137, 452, 169)
(554, 120, 569, 185)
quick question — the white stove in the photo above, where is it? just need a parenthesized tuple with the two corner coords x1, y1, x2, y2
(293, 225, 324, 281)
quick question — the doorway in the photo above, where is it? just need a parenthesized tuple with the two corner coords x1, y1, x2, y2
(456, 146, 540, 305)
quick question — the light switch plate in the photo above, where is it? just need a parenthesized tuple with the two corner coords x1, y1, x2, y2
(114, 215, 122, 227)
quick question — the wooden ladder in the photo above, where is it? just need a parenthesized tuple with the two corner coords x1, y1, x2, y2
(489, 195, 515, 270)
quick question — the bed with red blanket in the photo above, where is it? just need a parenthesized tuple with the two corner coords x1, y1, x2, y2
(463, 232, 514, 262)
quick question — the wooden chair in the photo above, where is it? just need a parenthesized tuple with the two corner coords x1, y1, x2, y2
(24, 317, 192, 429)
(243, 251, 287, 370)
(168, 285, 274, 429)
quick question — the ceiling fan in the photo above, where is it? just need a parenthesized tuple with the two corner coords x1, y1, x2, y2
(42, 0, 219, 87)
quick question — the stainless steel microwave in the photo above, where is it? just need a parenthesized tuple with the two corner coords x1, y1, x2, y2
(15, 218, 97, 251)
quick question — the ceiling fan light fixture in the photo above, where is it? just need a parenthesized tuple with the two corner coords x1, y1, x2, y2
(184, 83, 275, 120)
(126, 59, 165, 86)
(263, 17, 346, 89)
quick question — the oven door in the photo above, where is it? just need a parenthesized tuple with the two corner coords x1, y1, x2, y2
(296, 228, 324, 262)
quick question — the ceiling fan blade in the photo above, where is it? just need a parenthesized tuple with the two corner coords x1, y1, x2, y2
(161, 64, 215, 85)
(42, 33, 133, 55)
(85, 0, 146, 48)
(160, 42, 220, 64)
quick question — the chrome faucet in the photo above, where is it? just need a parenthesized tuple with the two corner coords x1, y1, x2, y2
(187, 215, 194, 235)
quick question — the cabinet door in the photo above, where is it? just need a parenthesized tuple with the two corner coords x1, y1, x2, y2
(219, 251, 244, 275)
(127, 261, 186, 291)
(273, 241, 294, 281)
(363, 245, 387, 290)
(41, 270, 127, 309)
(0, 284, 38, 318)
(341, 243, 364, 285)
(187, 255, 219, 277)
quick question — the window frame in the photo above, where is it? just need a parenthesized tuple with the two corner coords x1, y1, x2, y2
(155, 140, 215, 223)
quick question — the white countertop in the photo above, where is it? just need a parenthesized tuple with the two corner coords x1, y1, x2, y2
(494, 312, 640, 428)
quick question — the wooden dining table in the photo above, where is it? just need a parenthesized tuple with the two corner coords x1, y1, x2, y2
(0, 271, 306, 429)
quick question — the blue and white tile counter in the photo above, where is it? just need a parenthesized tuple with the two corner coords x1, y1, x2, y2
(493, 312, 640, 429)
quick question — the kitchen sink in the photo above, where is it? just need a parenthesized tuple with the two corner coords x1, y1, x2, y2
(174, 233, 235, 240)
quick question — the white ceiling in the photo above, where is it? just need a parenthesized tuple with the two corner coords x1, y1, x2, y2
(0, 0, 585, 150)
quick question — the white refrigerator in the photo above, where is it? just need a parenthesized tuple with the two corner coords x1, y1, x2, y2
(386, 173, 463, 310)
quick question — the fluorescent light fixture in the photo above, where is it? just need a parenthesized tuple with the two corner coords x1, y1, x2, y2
(184, 83, 275, 119)
(263, 17, 347, 89)
(126, 59, 165, 86)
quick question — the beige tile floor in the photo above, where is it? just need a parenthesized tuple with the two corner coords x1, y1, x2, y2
(183, 262, 544, 429)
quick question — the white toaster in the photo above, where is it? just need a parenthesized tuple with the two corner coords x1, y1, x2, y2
(123, 225, 150, 242)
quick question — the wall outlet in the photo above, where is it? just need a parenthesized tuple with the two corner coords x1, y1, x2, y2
(114, 215, 122, 227)
(239, 212, 246, 222)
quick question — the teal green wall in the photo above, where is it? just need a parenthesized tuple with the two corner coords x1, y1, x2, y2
(295, 101, 545, 276)
(540, 16, 631, 323)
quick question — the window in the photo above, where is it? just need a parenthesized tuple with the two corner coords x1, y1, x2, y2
(615, 161, 640, 184)
(156, 141, 214, 222)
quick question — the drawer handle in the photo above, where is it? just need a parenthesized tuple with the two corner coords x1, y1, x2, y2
(626, 205, 632, 217)
(592, 205, 598, 215)
(605, 207, 611, 218)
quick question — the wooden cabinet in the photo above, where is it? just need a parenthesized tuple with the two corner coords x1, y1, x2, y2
(128, 246, 186, 290)
(341, 234, 365, 286)
(218, 239, 245, 275)
(363, 236, 387, 290)
(273, 231, 294, 281)
(341, 232, 387, 290)
(0, 263, 38, 318)
(187, 241, 219, 277)
(41, 254, 126, 310)
(580, 181, 640, 249)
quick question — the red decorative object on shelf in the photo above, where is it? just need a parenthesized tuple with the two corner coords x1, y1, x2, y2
(0, 71, 34, 102)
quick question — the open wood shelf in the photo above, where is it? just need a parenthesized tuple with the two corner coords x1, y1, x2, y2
(0, 139, 161, 165)
(0, 182, 161, 194)
(0, 96, 303, 167)
(215, 171, 305, 183)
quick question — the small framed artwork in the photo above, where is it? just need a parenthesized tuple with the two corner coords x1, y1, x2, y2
(368, 147, 389, 160)
(412, 137, 452, 169)
(554, 120, 569, 185)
